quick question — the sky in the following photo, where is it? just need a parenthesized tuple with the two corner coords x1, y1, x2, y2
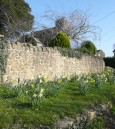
(25, 0, 115, 57)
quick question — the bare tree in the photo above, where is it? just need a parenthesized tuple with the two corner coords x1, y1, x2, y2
(39, 9, 101, 46)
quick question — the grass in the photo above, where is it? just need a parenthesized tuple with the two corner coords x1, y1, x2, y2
(0, 80, 115, 128)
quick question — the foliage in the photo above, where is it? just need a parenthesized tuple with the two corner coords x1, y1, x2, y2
(78, 75, 90, 95)
(70, 116, 105, 129)
(23, 78, 46, 107)
(57, 47, 83, 59)
(49, 32, 70, 48)
(5, 76, 68, 107)
(0, 69, 115, 128)
(77, 47, 90, 54)
(105, 69, 115, 84)
(91, 73, 107, 88)
(0, 0, 34, 39)
(0, 39, 8, 82)
(104, 57, 115, 69)
(77, 40, 97, 55)
(54, 46, 97, 59)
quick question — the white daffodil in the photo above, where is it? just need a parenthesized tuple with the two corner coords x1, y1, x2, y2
(38, 93, 43, 98)
(40, 88, 44, 93)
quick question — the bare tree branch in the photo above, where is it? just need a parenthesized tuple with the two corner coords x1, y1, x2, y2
(38, 9, 101, 46)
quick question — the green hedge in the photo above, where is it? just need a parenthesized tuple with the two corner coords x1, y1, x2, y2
(79, 40, 97, 55)
(104, 57, 115, 69)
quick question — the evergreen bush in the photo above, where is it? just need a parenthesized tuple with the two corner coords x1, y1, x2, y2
(49, 32, 70, 48)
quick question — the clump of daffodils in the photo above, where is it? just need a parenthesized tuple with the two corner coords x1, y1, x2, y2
(78, 75, 90, 95)
(5, 68, 115, 107)
(23, 77, 46, 107)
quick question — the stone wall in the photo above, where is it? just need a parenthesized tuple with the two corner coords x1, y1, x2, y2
(3, 42, 105, 84)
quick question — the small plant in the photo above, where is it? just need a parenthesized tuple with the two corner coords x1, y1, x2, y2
(92, 74, 105, 88)
(4, 81, 24, 98)
(24, 77, 45, 107)
(70, 74, 78, 82)
(45, 81, 62, 97)
(106, 70, 115, 85)
(45, 76, 69, 97)
(79, 75, 90, 95)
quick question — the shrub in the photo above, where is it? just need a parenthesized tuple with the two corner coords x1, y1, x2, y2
(104, 57, 115, 69)
(49, 32, 70, 48)
(77, 47, 90, 54)
(78, 40, 97, 55)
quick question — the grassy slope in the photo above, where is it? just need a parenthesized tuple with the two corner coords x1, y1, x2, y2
(0, 81, 115, 128)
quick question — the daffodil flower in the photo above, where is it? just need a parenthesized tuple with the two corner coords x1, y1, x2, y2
(38, 93, 43, 98)
(9, 80, 13, 83)
(39, 79, 43, 83)
(84, 80, 88, 83)
(31, 84, 35, 88)
(33, 94, 37, 97)
(43, 76, 47, 82)
(91, 79, 95, 83)
(25, 91, 28, 94)
(58, 79, 62, 84)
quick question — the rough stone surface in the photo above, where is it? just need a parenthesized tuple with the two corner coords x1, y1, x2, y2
(2, 43, 105, 84)
(0, 34, 4, 38)
(84, 110, 96, 121)
(55, 117, 74, 128)
(54, 102, 114, 129)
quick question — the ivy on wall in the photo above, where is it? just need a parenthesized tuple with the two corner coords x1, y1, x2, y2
(0, 38, 8, 82)
(56, 47, 87, 59)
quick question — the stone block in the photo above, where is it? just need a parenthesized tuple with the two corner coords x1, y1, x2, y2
(11, 43, 17, 49)
(0, 34, 4, 38)
(19, 51, 25, 57)
(37, 46, 43, 52)
(84, 109, 96, 121)
(16, 42, 22, 50)
(55, 117, 74, 128)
